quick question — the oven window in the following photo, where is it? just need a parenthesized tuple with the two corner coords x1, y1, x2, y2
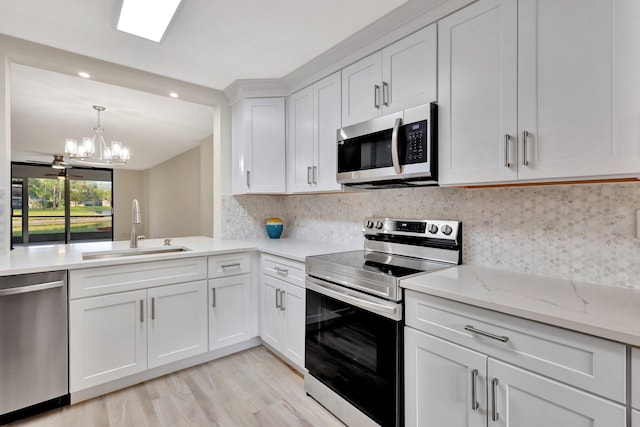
(305, 288, 401, 427)
(338, 129, 394, 173)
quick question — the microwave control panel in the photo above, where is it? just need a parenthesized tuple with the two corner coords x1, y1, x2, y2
(403, 120, 427, 164)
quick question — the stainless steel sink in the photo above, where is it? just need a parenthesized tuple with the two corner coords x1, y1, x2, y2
(82, 246, 191, 260)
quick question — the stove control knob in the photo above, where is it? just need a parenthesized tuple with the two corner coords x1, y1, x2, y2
(427, 224, 439, 234)
(375, 221, 384, 230)
(365, 220, 374, 228)
(442, 225, 453, 236)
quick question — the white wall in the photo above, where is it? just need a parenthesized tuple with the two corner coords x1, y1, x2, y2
(221, 182, 640, 289)
(144, 144, 203, 238)
(113, 169, 146, 241)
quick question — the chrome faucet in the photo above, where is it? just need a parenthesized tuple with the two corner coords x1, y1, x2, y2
(130, 199, 143, 248)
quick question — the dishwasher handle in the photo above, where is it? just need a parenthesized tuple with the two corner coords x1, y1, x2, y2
(0, 280, 65, 297)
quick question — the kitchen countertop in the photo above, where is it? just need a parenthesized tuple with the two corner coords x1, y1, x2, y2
(0, 236, 358, 276)
(401, 265, 640, 347)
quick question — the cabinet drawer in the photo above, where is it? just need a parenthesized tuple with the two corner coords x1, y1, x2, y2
(405, 291, 626, 403)
(69, 257, 207, 299)
(208, 252, 251, 278)
(262, 255, 304, 287)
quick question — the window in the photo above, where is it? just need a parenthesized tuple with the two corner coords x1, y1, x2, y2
(11, 163, 113, 246)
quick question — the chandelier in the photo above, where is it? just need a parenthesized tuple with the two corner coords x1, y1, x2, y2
(64, 105, 130, 166)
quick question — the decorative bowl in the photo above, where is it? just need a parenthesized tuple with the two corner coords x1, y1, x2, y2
(265, 217, 284, 239)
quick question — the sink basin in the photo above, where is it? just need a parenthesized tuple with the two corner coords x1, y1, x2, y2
(82, 246, 191, 260)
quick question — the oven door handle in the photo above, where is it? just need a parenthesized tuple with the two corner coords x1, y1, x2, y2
(306, 277, 401, 321)
(391, 117, 403, 175)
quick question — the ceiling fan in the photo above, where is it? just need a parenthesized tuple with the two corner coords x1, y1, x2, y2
(51, 154, 71, 170)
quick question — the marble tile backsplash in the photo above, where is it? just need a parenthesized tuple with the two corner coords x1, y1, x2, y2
(221, 182, 640, 288)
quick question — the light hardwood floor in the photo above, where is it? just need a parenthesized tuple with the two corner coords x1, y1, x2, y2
(11, 346, 344, 427)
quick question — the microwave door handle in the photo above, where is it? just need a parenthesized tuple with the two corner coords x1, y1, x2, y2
(391, 117, 403, 174)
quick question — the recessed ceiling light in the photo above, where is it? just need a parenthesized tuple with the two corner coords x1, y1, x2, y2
(116, 0, 183, 43)
(169, 92, 179, 98)
(78, 71, 91, 78)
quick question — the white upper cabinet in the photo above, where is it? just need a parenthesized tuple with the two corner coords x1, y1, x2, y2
(517, 0, 639, 180)
(232, 97, 286, 194)
(288, 71, 342, 193)
(439, 0, 640, 186)
(438, 0, 518, 185)
(341, 24, 437, 127)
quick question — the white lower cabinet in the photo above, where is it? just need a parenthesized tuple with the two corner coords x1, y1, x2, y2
(70, 289, 147, 392)
(489, 358, 625, 427)
(147, 281, 208, 369)
(70, 281, 207, 391)
(208, 274, 252, 351)
(404, 291, 626, 427)
(633, 410, 640, 427)
(405, 328, 486, 427)
(260, 254, 306, 371)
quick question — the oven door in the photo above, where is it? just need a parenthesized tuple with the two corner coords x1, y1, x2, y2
(305, 277, 402, 427)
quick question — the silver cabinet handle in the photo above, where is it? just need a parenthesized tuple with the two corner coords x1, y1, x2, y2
(382, 81, 390, 106)
(140, 299, 144, 323)
(274, 266, 289, 275)
(522, 130, 529, 166)
(471, 369, 479, 411)
(221, 262, 241, 269)
(307, 166, 312, 184)
(504, 134, 511, 167)
(211, 288, 216, 308)
(0, 280, 63, 296)
(151, 297, 156, 320)
(275, 288, 281, 309)
(279, 290, 286, 311)
(374, 84, 381, 109)
(465, 325, 509, 343)
(491, 378, 499, 422)
(391, 117, 403, 174)
(246, 170, 251, 187)
(312, 166, 318, 184)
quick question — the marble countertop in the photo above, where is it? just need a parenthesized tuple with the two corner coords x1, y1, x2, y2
(401, 265, 640, 346)
(0, 236, 358, 276)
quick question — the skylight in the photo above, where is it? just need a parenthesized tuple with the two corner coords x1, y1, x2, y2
(116, 0, 182, 43)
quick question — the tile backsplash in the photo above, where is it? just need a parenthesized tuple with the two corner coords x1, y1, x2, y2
(222, 182, 640, 288)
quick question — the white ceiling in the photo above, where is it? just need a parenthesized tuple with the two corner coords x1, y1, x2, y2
(0, 0, 410, 90)
(11, 64, 214, 170)
(3, 0, 410, 171)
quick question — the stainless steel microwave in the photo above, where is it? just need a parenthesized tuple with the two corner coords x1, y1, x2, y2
(336, 103, 437, 189)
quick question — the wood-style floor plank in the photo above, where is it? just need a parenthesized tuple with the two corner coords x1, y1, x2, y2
(10, 347, 344, 427)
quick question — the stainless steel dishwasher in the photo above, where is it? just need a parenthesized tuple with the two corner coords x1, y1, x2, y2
(0, 271, 69, 424)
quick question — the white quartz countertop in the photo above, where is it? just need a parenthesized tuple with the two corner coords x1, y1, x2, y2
(401, 265, 640, 346)
(0, 236, 358, 276)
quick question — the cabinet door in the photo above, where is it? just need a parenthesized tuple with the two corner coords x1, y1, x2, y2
(312, 71, 342, 192)
(261, 275, 283, 349)
(147, 281, 208, 369)
(241, 98, 286, 194)
(382, 24, 437, 115)
(438, 0, 518, 185)
(517, 0, 635, 180)
(288, 86, 315, 192)
(341, 52, 382, 126)
(69, 290, 147, 392)
(208, 275, 252, 351)
(405, 328, 487, 427)
(488, 359, 626, 427)
(281, 282, 305, 369)
(633, 409, 640, 427)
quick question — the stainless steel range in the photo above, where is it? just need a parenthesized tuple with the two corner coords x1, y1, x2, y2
(304, 217, 462, 427)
